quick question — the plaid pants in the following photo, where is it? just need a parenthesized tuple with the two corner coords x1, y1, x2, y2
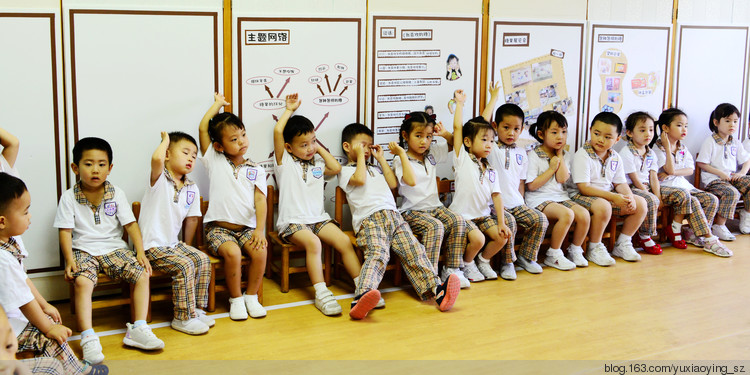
(705, 177, 750, 219)
(402, 206, 466, 271)
(147, 242, 211, 321)
(470, 212, 517, 264)
(16, 321, 86, 375)
(355, 210, 439, 300)
(661, 187, 718, 237)
(631, 188, 659, 237)
(506, 205, 548, 262)
(19, 357, 66, 375)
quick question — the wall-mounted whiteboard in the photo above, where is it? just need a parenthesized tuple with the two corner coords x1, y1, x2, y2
(0, 12, 65, 272)
(673, 25, 749, 154)
(488, 20, 585, 148)
(369, 15, 481, 152)
(64, 9, 221, 205)
(585, 24, 671, 135)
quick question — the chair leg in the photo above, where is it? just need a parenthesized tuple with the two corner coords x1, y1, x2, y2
(207, 264, 217, 312)
(393, 258, 403, 286)
(265, 245, 273, 278)
(69, 282, 76, 315)
(323, 245, 332, 286)
(281, 249, 290, 293)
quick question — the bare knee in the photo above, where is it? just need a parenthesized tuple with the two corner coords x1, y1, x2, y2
(591, 198, 612, 219)
(468, 229, 485, 249)
(74, 276, 94, 291)
(573, 206, 590, 226)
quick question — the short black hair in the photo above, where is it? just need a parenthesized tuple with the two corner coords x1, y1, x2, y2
(591, 111, 623, 134)
(494, 103, 524, 124)
(283, 115, 315, 143)
(462, 116, 495, 152)
(208, 112, 245, 143)
(73, 137, 113, 165)
(168, 131, 197, 148)
(709, 103, 741, 133)
(529, 111, 567, 143)
(341, 123, 373, 150)
(0, 173, 28, 215)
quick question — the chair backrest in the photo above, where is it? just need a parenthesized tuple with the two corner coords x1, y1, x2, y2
(694, 152, 701, 188)
(266, 185, 278, 235)
(334, 186, 347, 224)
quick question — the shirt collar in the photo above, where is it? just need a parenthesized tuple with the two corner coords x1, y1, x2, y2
(712, 132, 732, 146)
(74, 180, 115, 206)
(533, 145, 552, 160)
(225, 155, 257, 179)
(0, 238, 24, 264)
(291, 154, 315, 166)
(583, 142, 612, 162)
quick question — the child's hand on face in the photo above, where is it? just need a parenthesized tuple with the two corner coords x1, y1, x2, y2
(488, 81, 500, 98)
(661, 132, 671, 152)
(352, 143, 365, 158)
(285, 93, 301, 111)
(454, 90, 466, 104)
(213, 92, 230, 106)
(388, 141, 405, 156)
(371, 144, 384, 160)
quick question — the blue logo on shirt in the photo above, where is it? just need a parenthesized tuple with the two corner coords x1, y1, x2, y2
(610, 160, 618, 172)
(104, 202, 117, 216)
(247, 168, 257, 181)
(488, 170, 496, 183)
(516, 154, 523, 165)
(311, 167, 323, 179)
(427, 154, 436, 165)
(731, 146, 737, 156)
(186, 191, 195, 206)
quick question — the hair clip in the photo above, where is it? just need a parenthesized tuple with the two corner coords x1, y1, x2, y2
(429, 114, 437, 120)
(404, 114, 412, 120)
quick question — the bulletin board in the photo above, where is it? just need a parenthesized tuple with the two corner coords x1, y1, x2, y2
(489, 21, 585, 148)
(585, 24, 671, 135)
(0, 12, 65, 272)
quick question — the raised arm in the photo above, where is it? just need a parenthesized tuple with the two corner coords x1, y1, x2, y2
(433, 122, 453, 152)
(150, 132, 169, 186)
(347, 143, 368, 186)
(374, 144, 398, 189)
(318, 145, 341, 176)
(453, 90, 467, 157)
(0, 127, 19, 168)
(389, 141, 415, 186)
(481, 81, 500, 123)
(274, 93, 300, 165)
(199, 93, 229, 156)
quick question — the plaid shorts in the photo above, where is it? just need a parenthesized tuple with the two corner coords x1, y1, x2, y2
(205, 222, 255, 257)
(19, 357, 66, 375)
(705, 177, 750, 219)
(631, 187, 659, 237)
(507, 205, 547, 261)
(468, 212, 517, 264)
(17, 320, 86, 375)
(72, 248, 144, 286)
(536, 199, 577, 212)
(466, 215, 497, 233)
(279, 219, 337, 242)
(147, 242, 211, 320)
(571, 193, 627, 217)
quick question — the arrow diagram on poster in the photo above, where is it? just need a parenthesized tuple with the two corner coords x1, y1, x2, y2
(325, 74, 332, 93)
(264, 85, 274, 98)
(316, 112, 330, 131)
(333, 74, 342, 92)
(272, 114, 278, 122)
(339, 86, 348, 96)
(317, 84, 325, 96)
(276, 77, 290, 98)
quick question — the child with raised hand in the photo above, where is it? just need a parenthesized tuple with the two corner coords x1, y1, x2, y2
(570, 112, 647, 265)
(273, 93, 361, 316)
(618, 112, 663, 255)
(198, 93, 267, 321)
(339, 123, 459, 320)
(696, 103, 750, 239)
(0, 127, 29, 261)
(653, 109, 730, 257)
(392, 111, 481, 287)
(448, 89, 512, 280)
(525, 111, 591, 269)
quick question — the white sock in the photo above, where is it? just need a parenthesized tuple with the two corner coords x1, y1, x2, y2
(477, 253, 490, 263)
(568, 244, 583, 253)
(638, 234, 656, 247)
(243, 293, 258, 302)
(587, 241, 602, 250)
(547, 248, 562, 257)
(706, 235, 719, 242)
(672, 221, 682, 233)
(313, 282, 328, 295)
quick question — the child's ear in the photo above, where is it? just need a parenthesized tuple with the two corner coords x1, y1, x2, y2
(342, 142, 351, 153)
(284, 143, 293, 153)
(713, 118, 720, 127)
(213, 141, 224, 153)
(0, 215, 6, 230)
(164, 148, 171, 161)
(108, 163, 114, 172)
(537, 129, 544, 140)
(70, 163, 79, 175)
(615, 134, 621, 143)
(463, 137, 472, 148)
(401, 130, 408, 141)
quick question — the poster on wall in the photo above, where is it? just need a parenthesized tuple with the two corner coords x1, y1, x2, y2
(489, 21, 584, 148)
(585, 24, 671, 138)
(236, 17, 363, 175)
(370, 15, 481, 155)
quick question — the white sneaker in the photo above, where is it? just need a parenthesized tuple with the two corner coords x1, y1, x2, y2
(375, 297, 385, 309)
(683, 226, 704, 248)
(80, 334, 105, 364)
(123, 323, 165, 350)
(586, 243, 616, 266)
(500, 263, 516, 280)
(440, 266, 471, 289)
(314, 289, 343, 316)
(171, 317, 209, 335)
(740, 210, 750, 234)
(704, 238, 733, 257)
(565, 245, 588, 267)
(229, 297, 248, 320)
(476, 259, 498, 280)
(612, 240, 641, 262)
(461, 261, 485, 282)
(243, 294, 267, 318)
(515, 256, 543, 274)
(543, 249, 576, 270)
(195, 308, 215, 328)
(712, 224, 736, 241)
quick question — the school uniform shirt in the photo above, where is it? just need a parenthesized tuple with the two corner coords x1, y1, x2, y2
(619, 141, 658, 185)
(392, 142, 448, 212)
(339, 163, 398, 233)
(139, 170, 201, 249)
(0, 155, 27, 257)
(487, 142, 527, 208)
(696, 133, 750, 186)
(449, 150, 502, 220)
(571, 142, 627, 193)
(273, 151, 331, 233)
(201, 144, 267, 228)
(524, 146, 573, 209)
(652, 141, 696, 191)
(53, 181, 135, 256)
(0, 239, 38, 336)
(743, 139, 750, 153)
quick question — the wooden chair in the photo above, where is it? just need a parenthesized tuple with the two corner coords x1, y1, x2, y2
(694, 154, 744, 216)
(265, 185, 332, 292)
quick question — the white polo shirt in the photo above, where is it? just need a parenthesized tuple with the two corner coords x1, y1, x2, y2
(652, 142, 695, 191)
(0, 240, 34, 336)
(339, 163, 397, 233)
(743, 139, 750, 153)
(139, 170, 201, 249)
(524, 146, 573, 209)
(201, 144, 267, 227)
(619, 141, 658, 186)
(392, 142, 448, 212)
(487, 142, 527, 208)
(696, 133, 750, 186)
(53, 181, 134, 256)
(572, 142, 627, 193)
(0, 155, 27, 257)
(274, 151, 331, 233)
(449, 150, 502, 220)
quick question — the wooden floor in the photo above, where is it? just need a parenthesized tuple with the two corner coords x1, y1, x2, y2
(53, 232, 750, 365)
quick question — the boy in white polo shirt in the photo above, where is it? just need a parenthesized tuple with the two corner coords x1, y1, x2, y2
(570, 112, 647, 266)
(54, 137, 164, 365)
(199, 93, 267, 321)
(139, 131, 214, 334)
(0, 127, 29, 262)
(339, 123, 459, 320)
(273, 93, 361, 316)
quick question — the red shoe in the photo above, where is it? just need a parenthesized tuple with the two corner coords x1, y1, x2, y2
(634, 236, 662, 255)
(665, 225, 688, 249)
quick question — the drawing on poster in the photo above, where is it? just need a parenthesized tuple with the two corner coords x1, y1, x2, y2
(532, 60, 553, 81)
(552, 97, 573, 115)
(605, 77, 620, 91)
(539, 84, 559, 106)
(446, 54, 462, 81)
(505, 89, 529, 110)
(597, 48, 627, 113)
(631, 72, 658, 97)
(510, 66, 532, 87)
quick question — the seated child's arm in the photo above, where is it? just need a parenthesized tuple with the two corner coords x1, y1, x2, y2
(374, 145, 398, 189)
(649, 170, 661, 201)
(0, 127, 19, 168)
(735, 159, 750, 178)
(491, 193, 512, 239)
(318, 145, 341, 176)
(273, 93, 300, 165)
(150, 132, 169, 186)
(433, 122, 454, 151)
(613, 183, 636, 210)
(577, 182, 629, 207)
(555, 150, 570, 183)
(199, 93, 229, 156)
(18, 296, 71, 345)
(527, 155, 559, 191)
(696, 162, 730, 180)
(183, 216, 199, 246)
(58, 229, 77, 281)
(25, 279, 60, 324)
(389, 141, 415, 186)
(347, 143, 368, 187)
(452, 90, 466, 157)
(122, 222, 152, 276)
(250, 187, 268, 251)
(627, 172, 649, 191)
(481, 82, 500, 123)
